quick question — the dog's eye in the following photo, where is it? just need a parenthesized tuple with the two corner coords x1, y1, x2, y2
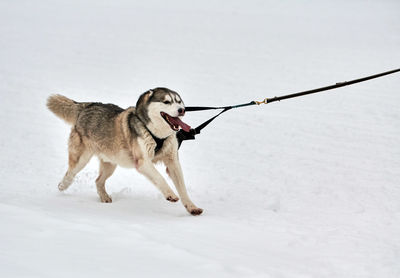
(163, 101, 171, 104)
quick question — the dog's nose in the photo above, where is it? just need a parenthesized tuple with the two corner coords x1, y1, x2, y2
(178, 108, 185, 116)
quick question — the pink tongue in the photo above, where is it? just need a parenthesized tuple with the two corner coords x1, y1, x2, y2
(169, 117, 191, 132)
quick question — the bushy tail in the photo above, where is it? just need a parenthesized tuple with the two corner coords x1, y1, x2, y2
(47, 94, 81, 125)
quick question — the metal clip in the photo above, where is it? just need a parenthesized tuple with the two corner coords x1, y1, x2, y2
(254, 98, 268, 105)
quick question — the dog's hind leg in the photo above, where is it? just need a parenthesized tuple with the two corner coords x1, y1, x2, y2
(95, 160, 116, 203)
(58, 129, 92, 191)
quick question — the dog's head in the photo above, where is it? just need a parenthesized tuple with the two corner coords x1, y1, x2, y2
(136, 87, 191, 138)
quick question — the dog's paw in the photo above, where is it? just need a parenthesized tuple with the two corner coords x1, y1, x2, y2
(190, 208, 203, 216)
(58, 183, 68, 191)
(100, 194, 112, 203)
(166, 195, 179, 202)
(185, 205, 203, 216)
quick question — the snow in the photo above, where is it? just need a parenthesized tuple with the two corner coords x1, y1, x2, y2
(1, 0, 400, 277)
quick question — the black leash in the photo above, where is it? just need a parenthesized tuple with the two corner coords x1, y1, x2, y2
(177, 68, 400, 147)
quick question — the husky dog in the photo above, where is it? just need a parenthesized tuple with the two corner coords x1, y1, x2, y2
(47, 88, 203, 215)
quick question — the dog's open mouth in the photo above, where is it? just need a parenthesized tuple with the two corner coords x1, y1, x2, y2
(160, 112, 191, 132)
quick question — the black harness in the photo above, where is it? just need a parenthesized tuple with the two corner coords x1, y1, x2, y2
(144, 126, 166, 154)
(135, 114, 167, 154)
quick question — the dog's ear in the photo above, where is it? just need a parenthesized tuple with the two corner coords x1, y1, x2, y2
(136, 89, 153, 107)
(142, 90, 154, 103)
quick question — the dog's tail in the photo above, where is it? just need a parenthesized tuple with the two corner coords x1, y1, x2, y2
(47, 94, 84, 125)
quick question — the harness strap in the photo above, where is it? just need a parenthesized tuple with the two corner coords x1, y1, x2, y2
(177, 106, 235, 147)
(141, 121, 167, 153)
(150, 132, 165, 153)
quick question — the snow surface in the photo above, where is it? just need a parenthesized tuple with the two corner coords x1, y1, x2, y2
(1, 0, 400, 277)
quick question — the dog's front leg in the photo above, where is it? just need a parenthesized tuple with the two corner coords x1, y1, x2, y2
(164, 156, 203, 216)
(137, 159, 179, 202)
